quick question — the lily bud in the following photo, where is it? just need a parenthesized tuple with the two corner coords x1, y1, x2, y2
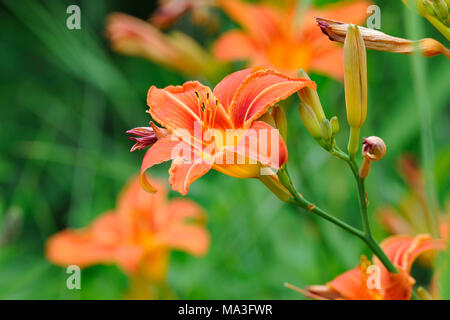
(344, 24, 367, 129)
(297, 69, 326, 122)
(299, 101, 321, 140)
(362, 136, 386, 161)
(272, 105, 288, 142)
(426, 0, 449, 21)
(320, 119, 333, 143)
(344, 24, 367, 157)
(416, 286, 433, 300)
(330, 116, 340, 136)
(258, 110, 277, 128)
(422, 0, 438, 16)
(359, 136, 386, 178)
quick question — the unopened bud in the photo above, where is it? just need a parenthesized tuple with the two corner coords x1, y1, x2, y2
(272, 105, 288, 142)
(416, 286, 433, 300)
(258, 110, 277, 128)
(330, 116, 340, 136)
(359, 136, 386, 178)
(299, 101, 321, 140)
(344, 24, 367, 130)
(362, 136, 386, 161)
(430, 0, 449, 21)
(297, 69, 326, 122)
(422, 0, 439, 16)
(320, 118, 332, 143)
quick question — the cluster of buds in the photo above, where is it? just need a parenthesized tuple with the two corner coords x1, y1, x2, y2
(359, 136, 386, 178)
(420, 0, 449, 25)
(297, 70, 339, 150)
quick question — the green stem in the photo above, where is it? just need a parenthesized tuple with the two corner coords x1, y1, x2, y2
(285, 182, 365, 241)
(347, 157, 399, 274)
(301, 147, 399, 274)
(348, 127, 360, 157)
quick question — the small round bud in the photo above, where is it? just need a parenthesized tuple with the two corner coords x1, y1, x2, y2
(362, 136, 386, 161)
(330, 116, 340, 136)
(320, 118, 332, 143)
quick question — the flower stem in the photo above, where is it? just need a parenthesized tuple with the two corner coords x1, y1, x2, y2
(348, 127, 360, 157)
(279, 149, 399, 274)
(346, 156, 399, 274)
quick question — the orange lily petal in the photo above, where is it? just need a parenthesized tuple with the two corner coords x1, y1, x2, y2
(158, 225, 210, 256)
(45, 213, 128, 268)
(106, 13, 181, 66)
(147, 82, 204, 136)
(374, 234, 446, 299)
(140, 134, 184, 192)
(327, 268, 368, 300)
(377, 234, 446, 273)
(117, 177, 167, 239)
(217, 0, 283, 47)
(164, 198, 206, 227)
(228, 69, 316, 128)
(235, 120, 288, 169)
(303, 0, 371, 33)
(148, 81, 233, 134)
(316, 0, 371, 25)
(213, 68, 252, 112)
(309, 46, 344, 80)
(168, 159, 212, 195)
(213, 30, 259, 62)
(382, 269, 414, 300)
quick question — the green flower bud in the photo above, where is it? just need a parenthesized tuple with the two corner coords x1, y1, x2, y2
(330, 116, 340, 136)
(320, 118, 333, 143)
(271, 105, 288, 142)
(433, 0, 449, 21)
(297, 69, 326, 122)
(344, 24, 367, 130)
(298, 101, 321, 140)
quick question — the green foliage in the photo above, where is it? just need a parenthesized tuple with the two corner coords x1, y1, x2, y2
(0, 0, 448, 299)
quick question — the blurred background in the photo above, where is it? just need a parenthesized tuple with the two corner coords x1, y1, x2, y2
(0, 0, 448, 299)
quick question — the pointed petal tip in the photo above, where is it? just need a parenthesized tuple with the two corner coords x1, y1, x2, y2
(139, 172, 158, 193)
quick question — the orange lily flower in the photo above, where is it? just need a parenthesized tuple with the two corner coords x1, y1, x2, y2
(213, 0, 371, 79)
(46, 177, 210, 282)
(130, 67, 315, 196)
(288, 234, 446, 300)
(105, 12, 221, 79)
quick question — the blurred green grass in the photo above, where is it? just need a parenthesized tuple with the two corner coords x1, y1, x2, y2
(0, 0, 448, 299)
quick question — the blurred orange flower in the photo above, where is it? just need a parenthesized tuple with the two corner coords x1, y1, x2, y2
(378, 155, 448, 238)
(150, 0, 218, 32)
(131, 67, 315, 195)
(290, 234, 446, 300)
(105, 12, 221, 79)
(46, 177, 209, 282)
(213, 0, 371, 79)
